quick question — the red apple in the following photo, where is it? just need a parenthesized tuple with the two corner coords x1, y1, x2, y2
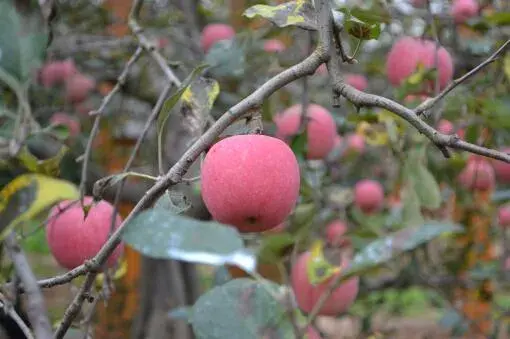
(201, 135, 300, 233)
(65, 73, 96, 103)
(354, 180, 384, 214)
(346, 134, 365, 154)
(452, 0, 479, 24)
(200, 23, 235, 52)
(491, 148, 510, 183)
(498, 205, 510, 227)
(46, 196, 124, 270)
(386, 36, 454, 92)
(458, 159, 495, 191)
(263, 39, 286, 53)
(437, 119, 455, 134)
(291, 251, 359, 316)
(346, 74, 368, 91)
(49, 112, 80, 138)
(274, 104, 337, 160)
(326, 220, 349, 247)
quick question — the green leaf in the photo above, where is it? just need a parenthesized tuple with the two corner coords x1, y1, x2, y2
(0, 0, 48, 81)
(190, 279, 294, 339)
(205, 39, 246, 78)
(410, 163, 442, 210)
(0, 174, 79, 239)
(243, 0, 317, 30)
(347, 4, 391, 24)
(344, 17, 381, 40)
(400, 184, 424, 227)
(484, 12, 510, 27)
(257, 233, 295, 263)
(121, 208, 256, 273)
(290, 131, 308, 162)
(181, 77, 220, 118)
(157, 64, 209, 135)
(154, 190, 191, 215)
(16, 143, 68, 176)
(343, 222, 463, 279)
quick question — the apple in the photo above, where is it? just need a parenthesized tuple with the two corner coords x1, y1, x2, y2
(274, 104, 337, 160)
(491, 148, 510, 183)
(354, 180, 384, 214)
(39, 59, 77, 88)
(65, 73, 96, 103)
(263, 39, 286, 53)
(452, 0, 479, 24)
(201, 134, 300, 233)
(346, 134, 365, 154)
(458, 158, 495, 191)
(200, 23, 235, 52)
(498, 205, 510, 227)
(49, 112, 80, 138)
(325, 220, 349, 247)
(315, 64, 327, 75)
(46, 196, 124, 270)
(291, 251, 359, 316)
(386, 36, 454, 92)
(346, 74, 368, 91)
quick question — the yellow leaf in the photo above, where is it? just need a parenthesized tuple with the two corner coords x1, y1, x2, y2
(95, 258, 128, 288)
(0, 174, 79, 239)
(356, 121, 388, 146)
(307, 240, 341, 285)
(504, 53, 510, 82)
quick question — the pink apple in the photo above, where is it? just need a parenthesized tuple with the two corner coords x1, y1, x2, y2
(326, 220, 349, 247)
(65, 73, 95, 103)
(458, 159, 495, 191)
(346, 74, 368, 91)
(354, 180, 384, 214)
(263, 39, 286, 53)
(49, 112, 80, 138)
(452, 0, 479, 24)
(274, 104, 337, 160)
(291, 251, 359, 316)
(201, 135, 300, 233)
(200, 23, 235, 52)
(386, 37, 454, 92)
(46, 196, 124, 270)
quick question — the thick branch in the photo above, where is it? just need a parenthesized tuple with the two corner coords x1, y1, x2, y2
(5, 233, 52, 339)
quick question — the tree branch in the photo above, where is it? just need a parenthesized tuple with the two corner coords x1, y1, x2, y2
(5, 233, 52, 339)
(415, 39, 510, 116)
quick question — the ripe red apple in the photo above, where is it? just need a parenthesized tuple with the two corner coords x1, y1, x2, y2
(274, 104, 337, 160)
(452, 0, 479, 24)
(498, 205, 510, 227)
(263, 39, 286, 53)
(58, 59, 78, 80)
(46, 196, 124, 270)
(354, 180, 384, 214)
(437, 119, 454, 134)
(39, 60, 77, 88)
(457, 159, 495, 191)
(291, 251, 359, 316)
(65, 73, 95, 103)
(491, 148, 510, 183)
(346, 134, 365, 154)
(201, 135, 300, 233)
(346, 74, 368, 91)
(386, 37, 453, 92)
(49, 112, 80, 138)
(326, 220, 349, 247)
(200, 23, 235, 52)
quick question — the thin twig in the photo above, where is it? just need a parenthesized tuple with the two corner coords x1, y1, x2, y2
(0, 298, 35, 339)
(5, 233, 53, 339)
(415, 39, 510, 115)
(78, 47, 144, 206)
